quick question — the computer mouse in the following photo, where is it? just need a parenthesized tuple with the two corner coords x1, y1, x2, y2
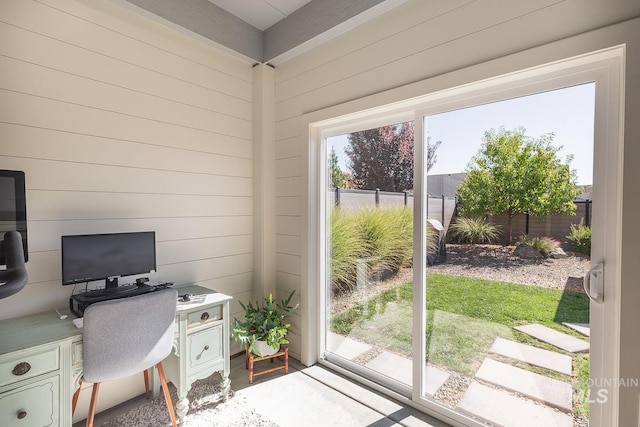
(182, 293, 192, 302)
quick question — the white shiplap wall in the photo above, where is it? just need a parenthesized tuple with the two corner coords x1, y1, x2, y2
(0, 0, 255, 325)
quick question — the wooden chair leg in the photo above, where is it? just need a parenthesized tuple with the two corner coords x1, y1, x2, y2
(144, 369, 150, 394)
(156, 362, 177, 427)
(86, 383, 100, 427)
(72, 379, 82, 415)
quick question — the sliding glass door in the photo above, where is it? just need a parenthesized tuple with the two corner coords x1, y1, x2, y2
(316, 49, 622, 427)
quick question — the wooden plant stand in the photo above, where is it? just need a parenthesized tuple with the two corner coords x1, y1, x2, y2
(245, 346, 289, 384)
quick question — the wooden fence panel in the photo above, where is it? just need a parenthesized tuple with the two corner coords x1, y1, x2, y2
(487, 201, 591, 246)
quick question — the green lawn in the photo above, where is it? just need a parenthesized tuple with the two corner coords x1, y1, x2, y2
(331, 272, 590, 415)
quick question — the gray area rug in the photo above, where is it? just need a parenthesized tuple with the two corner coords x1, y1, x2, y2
(102, 377, 279, 427)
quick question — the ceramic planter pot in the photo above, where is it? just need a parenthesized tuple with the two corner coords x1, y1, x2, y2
(253, 340, 279, 356)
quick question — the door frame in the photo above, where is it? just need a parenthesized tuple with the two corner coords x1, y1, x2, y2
(303, 46, 624, 427)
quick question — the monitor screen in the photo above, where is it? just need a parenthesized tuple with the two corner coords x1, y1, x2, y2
(61, 231, 156, 287)
(0, 170, 28, 265)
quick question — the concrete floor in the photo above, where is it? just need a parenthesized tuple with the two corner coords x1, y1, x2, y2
(75, 353, 451, 427)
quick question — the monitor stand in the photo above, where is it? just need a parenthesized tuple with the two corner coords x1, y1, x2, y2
(105, 277, 119, 291)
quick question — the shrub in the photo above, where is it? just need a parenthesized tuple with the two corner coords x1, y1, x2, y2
(567, 219, 591, 255)
(448, 217, 500, 244)
(329, 207, 414, 293)
(520, 236, 559, 257)
(356, 207, 413, 274)
(330, 209, 365, 293)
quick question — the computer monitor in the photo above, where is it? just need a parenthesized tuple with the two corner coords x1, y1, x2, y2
(61, 231, 156, 289)
(0, 170, 27, 265)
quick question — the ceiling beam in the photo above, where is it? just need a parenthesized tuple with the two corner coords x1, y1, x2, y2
(111, 0, 409, 65)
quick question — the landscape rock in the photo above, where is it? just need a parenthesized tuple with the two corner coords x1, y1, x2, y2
(514, 243, 544, 259)
(549, 247, 568, 258)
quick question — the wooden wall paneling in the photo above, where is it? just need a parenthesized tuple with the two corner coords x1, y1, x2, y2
(275, 177, 301, 197)
(276, 216, 301, 236)
(273, 0, 473, 84)
(37, 0, 253, 80)
(276, 253, 302, 276)
(276, 235, 302, 256)
(0, 158, 252, 197)
(156, 235, 253, 265)
(274, 0, 563, 103)
(275, 136, 302, 160)
(28, 216, 253, 252)
(28, 191, 253, 220)
(274, 197, 301, 217)
(274, 157, 301, 179)
(0, 90, 251, 153)
(0, 55, 252, 135)
(0, 23, 252, 122)
(274, 116, 301, 142)
(0, 0, 252, 100)
(156, 254, 253, 283)
(0, 125, 251, 173)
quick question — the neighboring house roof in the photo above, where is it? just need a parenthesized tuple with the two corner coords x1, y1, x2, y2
(427, 173, 593, 201)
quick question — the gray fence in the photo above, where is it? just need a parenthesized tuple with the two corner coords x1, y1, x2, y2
(330, 187, 592, 247)
(488, 200, 592, 245)
(330, 188, 457, 231)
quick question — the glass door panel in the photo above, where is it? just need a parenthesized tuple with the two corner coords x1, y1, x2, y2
(420, 84, 595, 426)
(324, 121, 415, 392)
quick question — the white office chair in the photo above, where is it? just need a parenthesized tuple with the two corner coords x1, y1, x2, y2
(72, 288, 178, 427)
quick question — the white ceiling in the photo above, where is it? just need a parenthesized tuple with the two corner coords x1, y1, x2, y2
(208, 0, 313, 30)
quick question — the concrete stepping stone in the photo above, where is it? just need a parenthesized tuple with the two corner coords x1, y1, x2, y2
(364, 351, 449, 395)
(515, 324, 589, 353)
(327, 332, 372, 360)
(489, 337, 572, 375)
(562, 322, 590, 337)
(476, 358, 572, 412)
(458, 382, 572, 427)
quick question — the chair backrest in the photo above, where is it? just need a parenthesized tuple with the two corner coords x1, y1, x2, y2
(82, 288, 178, 383)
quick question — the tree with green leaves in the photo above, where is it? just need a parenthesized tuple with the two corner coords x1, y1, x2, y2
(329, 147, 347, 188)
(456, 127, 581, 244)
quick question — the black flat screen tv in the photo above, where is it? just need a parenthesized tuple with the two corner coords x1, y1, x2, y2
(61, 231, 156, 288)
(0, 170, 28, 265)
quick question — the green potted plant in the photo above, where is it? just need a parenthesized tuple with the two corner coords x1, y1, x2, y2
(232, 290, 299, 356)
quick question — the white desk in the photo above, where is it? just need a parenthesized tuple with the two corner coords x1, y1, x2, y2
(0, 285, 232, 426)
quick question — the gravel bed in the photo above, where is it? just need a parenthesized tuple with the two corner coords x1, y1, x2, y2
(428, 244, 591, 292)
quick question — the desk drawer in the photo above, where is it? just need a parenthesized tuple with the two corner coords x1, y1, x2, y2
(188, 325, 223, 369)
(187, 306, 221, 329)
(0, 374, 59, 427)
(0, 347, 59, 388)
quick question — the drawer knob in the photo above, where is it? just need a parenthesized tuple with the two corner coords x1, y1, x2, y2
(12, 362, 31, 376)
(17, 411, 27, 419)
(200, 312, 209, 321)
(204, 345, 210, 351)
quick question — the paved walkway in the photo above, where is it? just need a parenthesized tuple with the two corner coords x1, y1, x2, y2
(515, 323, 589, 352)
(489, 337, 572, 375)
(331, 322, 589, 427)
(458, 323, 589, 426)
